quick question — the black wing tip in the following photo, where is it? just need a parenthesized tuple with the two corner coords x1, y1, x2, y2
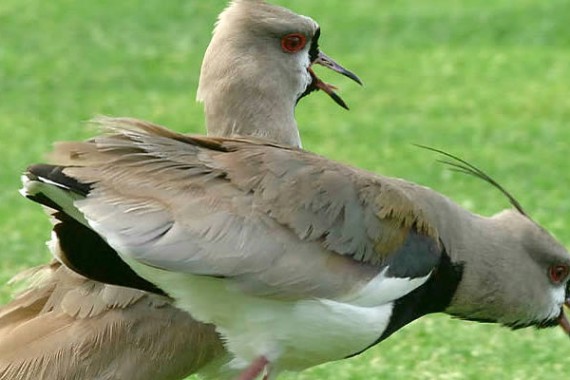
(27, 163, 92, 196)
(53, 211, 169, 297)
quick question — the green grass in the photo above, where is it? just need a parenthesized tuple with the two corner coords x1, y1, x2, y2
(1, 0, 569, 378)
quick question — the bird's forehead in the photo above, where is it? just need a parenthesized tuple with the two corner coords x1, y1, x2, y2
(491, 209, 569, 262)
(221, 1, 319, 38)
(534, 228, 570, 264)
(520, 216, 570, 263)
(249, 11, 318, 37)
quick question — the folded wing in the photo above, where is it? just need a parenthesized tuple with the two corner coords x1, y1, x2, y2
(24, 117, 442, 301)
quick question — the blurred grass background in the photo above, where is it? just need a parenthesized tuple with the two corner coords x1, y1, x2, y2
(1, 0, 569, 378)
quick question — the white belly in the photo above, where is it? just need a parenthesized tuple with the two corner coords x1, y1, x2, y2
(125, 259, 429, 375)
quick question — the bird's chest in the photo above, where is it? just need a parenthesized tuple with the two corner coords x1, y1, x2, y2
(149, 273, 396, 372)
(124, 259, 430, 374)
(218, 297, 395, 373)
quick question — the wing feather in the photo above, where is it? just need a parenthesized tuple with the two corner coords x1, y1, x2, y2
(31, 117, 441, 300)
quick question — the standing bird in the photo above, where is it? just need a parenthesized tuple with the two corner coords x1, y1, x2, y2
(0, 0, 361, 379)
(21, 117, 570, 379)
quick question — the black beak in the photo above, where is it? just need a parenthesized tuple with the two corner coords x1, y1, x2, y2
(314, 51, 362, 86)
(301, 50, 362, 110)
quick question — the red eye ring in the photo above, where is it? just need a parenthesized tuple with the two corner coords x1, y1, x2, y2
(281, 33, 307, 53)
(549, 264, 569, 284)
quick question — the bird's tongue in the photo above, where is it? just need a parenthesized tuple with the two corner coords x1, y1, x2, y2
(304, 50, 362, 110)
(307, 67, 349, 110)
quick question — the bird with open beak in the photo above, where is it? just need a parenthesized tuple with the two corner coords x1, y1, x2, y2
(10, 1, 570, 379)
(197, 0, 361, 148)
(0, 1, 362, 379)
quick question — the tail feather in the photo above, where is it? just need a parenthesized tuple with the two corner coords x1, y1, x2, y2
(26, 164, 92, 196)
(51, 210, 167, 296)
(20, 166, 167, 297)
(20, 168, 89, 228)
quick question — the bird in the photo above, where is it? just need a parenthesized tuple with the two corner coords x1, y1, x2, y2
(20, 116, 570, 379)
(0, 0, 361, 379)
(197, 0, 361, 147)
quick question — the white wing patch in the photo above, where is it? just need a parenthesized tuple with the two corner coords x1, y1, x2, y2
(340, 267, 432, 307)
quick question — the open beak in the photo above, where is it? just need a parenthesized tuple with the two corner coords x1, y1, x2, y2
(304, 51, 362, 110)
(314, 51, 362, 85)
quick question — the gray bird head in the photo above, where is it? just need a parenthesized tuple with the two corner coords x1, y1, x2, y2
(197, 0, 361, 146)
(446, 209, 570, 331)
(417, 148, 570, 334)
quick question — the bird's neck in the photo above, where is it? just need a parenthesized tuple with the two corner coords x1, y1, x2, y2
(404, 182, 523, 321)
(197, 48, 303, 148)
(442, 213, 519, 321)
(384, 180, 513, 316)
(202, 91, 301, 147)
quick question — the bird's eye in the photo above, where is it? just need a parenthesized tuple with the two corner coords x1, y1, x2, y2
(549, 264, 570, 284)
(281, 33, 307, 53)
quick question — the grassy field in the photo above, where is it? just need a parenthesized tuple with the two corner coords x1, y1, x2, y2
(1, 0, 569, 378)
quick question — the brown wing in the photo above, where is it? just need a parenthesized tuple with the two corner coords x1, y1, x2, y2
(33, 117, 440, 301)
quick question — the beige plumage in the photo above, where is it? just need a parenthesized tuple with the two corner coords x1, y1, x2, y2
(0, 0, 360, 378)
(22, 117, 570, 379)
(0, 263, 223, 380)
(198, 0, 360, 146)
